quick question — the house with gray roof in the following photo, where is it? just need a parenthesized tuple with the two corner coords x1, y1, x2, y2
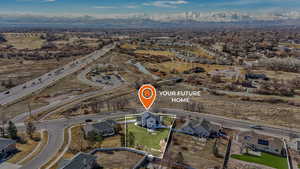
(180, 118, 219, 138)
(58, 152, 98, 169)
(137, 112, 162, 130)
(0, 137, 17, 161)
(84, 120, 117, 137)
(237, 131, 285, 156)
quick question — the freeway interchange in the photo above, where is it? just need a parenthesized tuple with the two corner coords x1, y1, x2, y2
(0, 43, 116, 106)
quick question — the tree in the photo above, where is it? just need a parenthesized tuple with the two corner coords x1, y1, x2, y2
(7, 121, 18, 140)
(114, 124, 122, 134)
(0, 127, 4, 137)
(127, 132, 135, 147)
(175, 152, 184, 164)
(120, 134, 125, 147)
(26, 121, 36, 139)
(0, 109, 7, 137)
(87, 131, 103, 142)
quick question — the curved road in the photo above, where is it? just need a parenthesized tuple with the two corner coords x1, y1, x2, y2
(15, 107, 300, 169)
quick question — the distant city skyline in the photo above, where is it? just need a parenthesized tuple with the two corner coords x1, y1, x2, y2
(1, 0, 300, 17)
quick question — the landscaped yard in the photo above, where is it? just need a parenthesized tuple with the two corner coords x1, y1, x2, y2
(126, 123, 170, 151)
(231, 153, 288, 169)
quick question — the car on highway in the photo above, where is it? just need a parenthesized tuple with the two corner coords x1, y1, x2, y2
(4, 91, 10, 95)
(85, 119, 93, 123)
(250, 125, 264, 130)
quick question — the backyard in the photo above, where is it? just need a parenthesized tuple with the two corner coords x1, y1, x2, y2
(126, 123, 170, 155)
(231, 152, 288, 169)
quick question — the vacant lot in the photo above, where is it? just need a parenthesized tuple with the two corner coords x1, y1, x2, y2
(3, 33, 45, 49)
(191, 48, 214, 59)
(164, 132, 227, 169)
(146, 61, 233, 74)
(95, 151, 143, 169)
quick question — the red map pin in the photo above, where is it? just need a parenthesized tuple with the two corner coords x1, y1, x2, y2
(138, 84, 156, 110)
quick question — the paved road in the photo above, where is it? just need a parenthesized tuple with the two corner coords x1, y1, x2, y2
(0, 43, 116, 106)
(160, 108, 300, 138)
(18, 112, 129, 169)
(15, 108, 300, 169)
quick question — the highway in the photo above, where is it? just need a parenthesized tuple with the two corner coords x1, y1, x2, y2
(2, 41, 299, 169)
(0, 43, 116, 106)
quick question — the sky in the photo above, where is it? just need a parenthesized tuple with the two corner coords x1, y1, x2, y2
(1, 0, 300, 16)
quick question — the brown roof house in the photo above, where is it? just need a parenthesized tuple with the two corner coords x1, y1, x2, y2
(237, 131, 286, 156)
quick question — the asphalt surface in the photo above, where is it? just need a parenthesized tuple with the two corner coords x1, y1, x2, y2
(14, 108, 300, 169)
(0, 43, 116, 106)
(4, 42, 299, 169)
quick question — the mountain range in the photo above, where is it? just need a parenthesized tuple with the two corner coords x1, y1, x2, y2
(1, 11, 300, 28)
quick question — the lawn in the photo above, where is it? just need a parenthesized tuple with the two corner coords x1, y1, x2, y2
(126, 123, 170, 150)
(162, 116, 175, 126)
(231, 153, 288, 169)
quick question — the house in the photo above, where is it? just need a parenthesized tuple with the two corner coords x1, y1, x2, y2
(0, 137, 17, 160)
(137, 112, 162, 129)
(180, 118, 219, 138)
(288, 137, 300, 152)
(83, 120, 117, 137)
(237, 131, 285, 156)
(58, 152, 99, 169)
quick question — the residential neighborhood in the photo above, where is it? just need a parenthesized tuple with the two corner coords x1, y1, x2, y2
(0, 0, 300, 168)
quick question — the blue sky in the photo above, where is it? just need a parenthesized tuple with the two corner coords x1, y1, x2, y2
(1, 0, 300, 15)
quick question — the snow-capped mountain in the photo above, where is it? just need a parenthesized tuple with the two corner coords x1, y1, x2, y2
(1, 11, 300, 28)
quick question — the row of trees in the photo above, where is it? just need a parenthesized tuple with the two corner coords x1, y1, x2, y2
(183, 102, 204, 112)
(0, 111, 36, 141)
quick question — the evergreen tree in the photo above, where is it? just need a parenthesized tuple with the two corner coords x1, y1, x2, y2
(7, 121, 18, 140)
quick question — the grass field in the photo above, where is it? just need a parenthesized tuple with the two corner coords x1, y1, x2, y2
(134, 50, 175, 57)
(126, 123, 169, 150)
(121, 43, 138, 49)
(4, 33, 45, 49)
(146, 61, 233, 73)
(231, 153, 288, 169)
(192, 48, 214, 59)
